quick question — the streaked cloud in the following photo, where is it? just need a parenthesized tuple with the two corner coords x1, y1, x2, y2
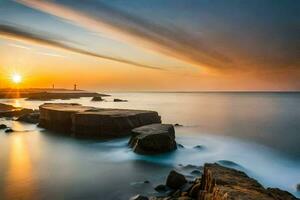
(15, 0, 233, 71)
(0, 24, 164, 70)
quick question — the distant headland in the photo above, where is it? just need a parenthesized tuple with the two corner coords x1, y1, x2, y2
(0, 88, 109, 100)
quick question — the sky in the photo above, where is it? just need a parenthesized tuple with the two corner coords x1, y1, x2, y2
(0, 0, 299, 91)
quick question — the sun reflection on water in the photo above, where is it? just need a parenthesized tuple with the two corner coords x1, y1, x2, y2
(4, 135, 36, 200)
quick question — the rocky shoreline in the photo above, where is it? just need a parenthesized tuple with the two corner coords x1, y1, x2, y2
(131, 163, 298, 200)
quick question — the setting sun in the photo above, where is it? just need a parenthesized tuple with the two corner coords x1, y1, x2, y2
(12, 74, 22, 84)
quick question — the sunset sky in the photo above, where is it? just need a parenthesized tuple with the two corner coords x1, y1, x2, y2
(0, 0, 299, 91)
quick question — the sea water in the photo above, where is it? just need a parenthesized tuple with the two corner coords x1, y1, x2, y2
(0, 92, 299, 199)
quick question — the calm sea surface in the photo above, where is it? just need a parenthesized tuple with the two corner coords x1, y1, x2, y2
(0, 92, 299, 199)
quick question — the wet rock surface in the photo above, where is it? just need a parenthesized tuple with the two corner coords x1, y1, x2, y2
(114, 98, 128, 102)
(91, 96, 104, 101)
(0, 124, 8, 129)
(0, 103, 34, 118)
(129, 124, 177, 154)
(166, 170, 187, 189)
(16, 111, 40, 124)
(39, 103, 161, 139)
(140, 163, 298, 200)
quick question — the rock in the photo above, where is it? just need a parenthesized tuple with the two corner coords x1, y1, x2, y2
(296, 183, 300, 191)
(144, 180, 150, 184)
(177, 197, 193, 200)
(0, 108, 34, 118)
(129, 124, 177, 154)
(91, 96, 103, 101)
(114, 98, 127, 102)
(166, 170, 187, 189)
(0, 103, 16, 111)
(5, 128, 14, 133)
(181, 182, 194, 193)
(177, 144, 184, 148)
(216, 160, 244, 170)
(154, 184, 168, 193)
(193, 145, 206, 150)
(190, 170, 202, 175)
(188, 183, 201, 198)
(267, 188, 298, 200)
(39, 103, 161, 139)
(130, 194, 149, 200)
(16, 111, 40, 124)
(0, 124, 8, 129)
(198, 163, 298, 200)
(174, 123, 183, 127)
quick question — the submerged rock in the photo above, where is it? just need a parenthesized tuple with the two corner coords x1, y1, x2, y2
(129, 124, 177, 154)
(174, 123, 183, 127)
(39, 103, 161, 139)
(91, 96, 103, 101)
(154, 184, 168, 193)
(0, 103, 16, 111)
(113, 98, 127, 102)
(130, 195, 149, 200)
(17, 111, 40, 124)
(0, 124, 7, 129)
(166, 170, 187, 189)
(0, 106, 34, 118)
(5, 128, 14, 133)
(193, 145, 206, 150)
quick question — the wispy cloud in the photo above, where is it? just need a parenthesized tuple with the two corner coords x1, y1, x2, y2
(8, 43, 31, 50)
(0, 24, 164, 70)
(15, 0, 233, 71)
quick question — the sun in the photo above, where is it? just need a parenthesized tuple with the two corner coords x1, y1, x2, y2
(12, 73, 22, 84)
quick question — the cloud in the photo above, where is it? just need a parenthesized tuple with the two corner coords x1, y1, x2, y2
(14, 0, 234, 71)
(0, 24, 165, 70)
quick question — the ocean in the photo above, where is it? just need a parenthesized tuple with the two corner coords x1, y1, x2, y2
(0, 92, 299, 199)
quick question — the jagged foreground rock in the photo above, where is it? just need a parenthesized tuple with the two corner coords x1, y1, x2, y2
(147, 163, 297, 200)
(39, 103, 161, 138)
(129, 124, 177, 154)
(199, 163, 297, 200)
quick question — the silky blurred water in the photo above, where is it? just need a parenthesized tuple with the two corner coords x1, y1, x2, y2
(0, 92, 299, 199)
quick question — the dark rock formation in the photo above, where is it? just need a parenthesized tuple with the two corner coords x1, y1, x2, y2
(39, 103, 161, 139)
(16, 111, 40, 124)
(91, 96, 103, 101)
(267, 188, 297, 200)
(166, 170, 187, 189)
(174, 123, 183, 127)
(154, 184, 168, 193)
(113, 98, 127, 102)
(199, 163, 297, 200)
(0, 108, 34, 118)
(0, 124, 8, 129)
(0, 103, 16, 111)
(297, 183, 300, 191)
(26, 91, 108, 101)
(147, 163, 298, 200)
(5, 128, 14, 133)
(130, 195, 149, 200)
(129, 124, 177, 154)
(193, 145, 206, 150)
